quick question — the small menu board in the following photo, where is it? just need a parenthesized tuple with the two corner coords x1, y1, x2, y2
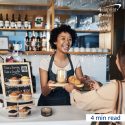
(0, 62, 34, 107)
(2, 63, 30, 82)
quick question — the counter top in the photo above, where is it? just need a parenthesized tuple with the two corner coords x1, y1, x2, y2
(0, 106, 91, 125)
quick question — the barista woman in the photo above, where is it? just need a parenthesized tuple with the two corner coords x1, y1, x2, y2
(38, 24, 85, 106)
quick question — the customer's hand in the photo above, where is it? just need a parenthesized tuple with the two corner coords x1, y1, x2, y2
(79, 75, 91, 83)
(85, 80, 100, 90)
(64, 83, 75, 93)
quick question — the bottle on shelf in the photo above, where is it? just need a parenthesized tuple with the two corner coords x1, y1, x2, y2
(31, 31, 36, 51)
(0, 13, 4, 28)
(24, 14, 29, 29)
(42, 31, 47, 51)
(17, 14, 22, 29)
(10, 14, 15, 28)
(36, 32, 41, 51)
(25, 32, 30, 51)
(4, 14, 10, 28)
(40, 32, 43, 50)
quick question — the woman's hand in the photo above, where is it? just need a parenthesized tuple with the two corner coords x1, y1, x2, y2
(64, 83, 75, 93)
(48, 80, 56, 90)
(42, 80, 56, 96)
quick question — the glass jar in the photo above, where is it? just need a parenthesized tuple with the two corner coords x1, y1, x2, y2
(57, 69, 67, 83)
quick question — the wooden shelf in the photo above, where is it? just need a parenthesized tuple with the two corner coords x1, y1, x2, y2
(24, 51, 54, 55)
(0, 51, 111, 55)
(55, 7, 99, 13)
(0, 28, 111, 33)
(25, 51, 112, 55)
(0, 51, 10, 55)
(68, 52, 111, 55)
(0, 28, 51, 31)
(0, 2, 51, 7)
(75, 30, 111, 33)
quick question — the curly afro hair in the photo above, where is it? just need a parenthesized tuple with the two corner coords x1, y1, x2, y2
(49, 24, 77, 49)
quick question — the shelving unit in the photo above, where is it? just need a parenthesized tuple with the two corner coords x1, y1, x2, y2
(0, 51, 111, 55)
(0, 0, 113, 55)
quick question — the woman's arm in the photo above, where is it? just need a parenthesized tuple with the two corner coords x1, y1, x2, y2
(75, 66, 84, 80)
(65, 82, 117, 113)
(39, 68, 51, 96)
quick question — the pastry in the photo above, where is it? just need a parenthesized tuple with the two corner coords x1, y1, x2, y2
(9, 76, 20, 85)
(21, 76, 30, 85)
(8, 109, 18, 117)
(22, 91, 32, 101)
(22, 106, 31, 115)
(8, 105, 18, 111)
(19, 108, 29, 117)
(68, 76, 81, 85)
(9, 91, 20, 101)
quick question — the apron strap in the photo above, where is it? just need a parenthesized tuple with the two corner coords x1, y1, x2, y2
(67, 54, 74, 74)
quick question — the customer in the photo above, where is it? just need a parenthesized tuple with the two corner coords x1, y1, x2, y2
(38, 24, 97, 106)
(65, 42, 125, 114)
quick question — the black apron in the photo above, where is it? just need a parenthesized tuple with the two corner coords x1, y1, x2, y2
(38, 54, 74, 106)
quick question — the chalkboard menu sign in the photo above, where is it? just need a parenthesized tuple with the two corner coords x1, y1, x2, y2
(2, 64, 29, 82)
(0, 62, 34, 107)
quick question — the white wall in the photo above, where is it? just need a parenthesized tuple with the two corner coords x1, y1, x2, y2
(79, 55, 107, 83)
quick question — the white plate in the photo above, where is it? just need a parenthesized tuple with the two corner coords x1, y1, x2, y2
(5, 82, 31, 87)
(5, 96, 33, 103)
(49, 83, 84, 88)
(49, 83, 67, 87)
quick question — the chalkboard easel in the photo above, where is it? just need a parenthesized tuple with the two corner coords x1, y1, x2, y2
(0, 62, 34, 107)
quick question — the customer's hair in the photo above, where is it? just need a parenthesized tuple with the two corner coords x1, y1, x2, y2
(49, 24, 77, 49)
(117, 42, 125, 78)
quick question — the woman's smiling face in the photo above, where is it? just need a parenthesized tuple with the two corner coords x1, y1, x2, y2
(55, 32, 72, 53)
